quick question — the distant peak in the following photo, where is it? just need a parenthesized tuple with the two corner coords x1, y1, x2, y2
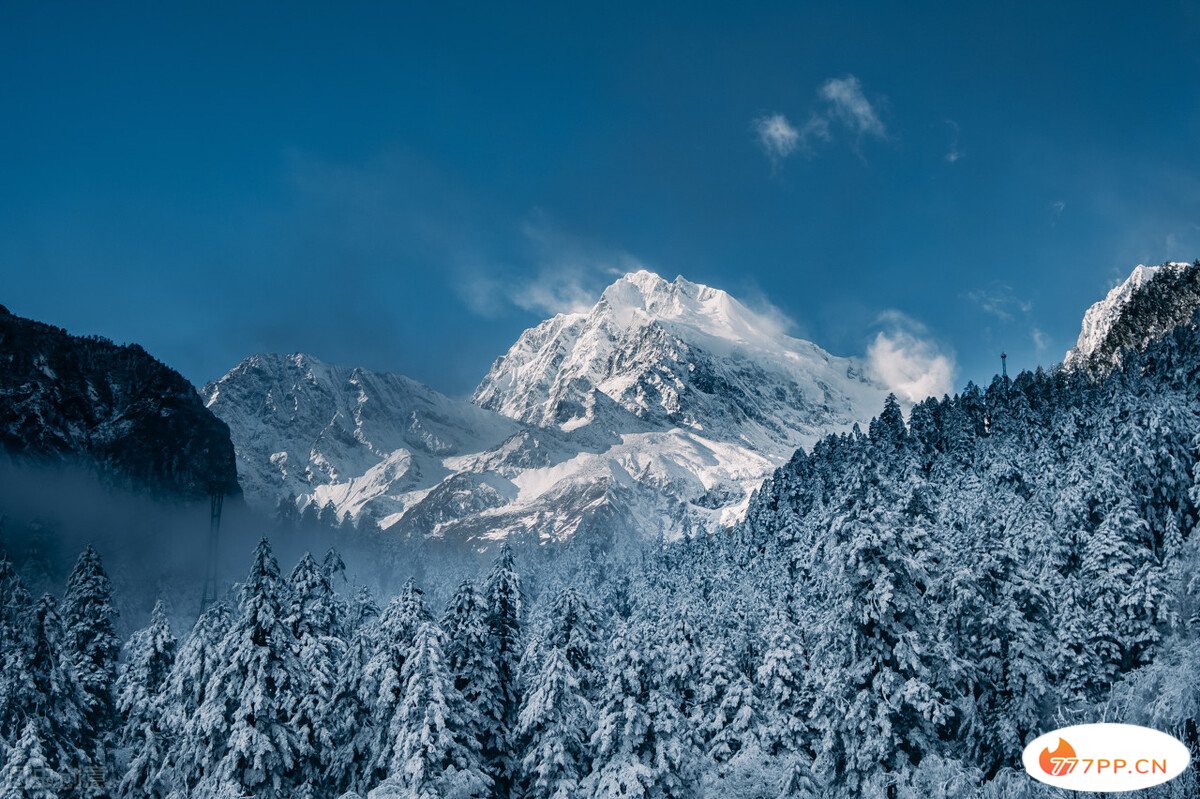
(1065, 260, 1200, 369)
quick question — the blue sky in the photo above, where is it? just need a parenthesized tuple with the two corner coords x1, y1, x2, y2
(2, 2, 1199, 398)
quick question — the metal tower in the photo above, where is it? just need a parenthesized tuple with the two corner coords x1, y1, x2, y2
(200, 490, 223, 611)
(1001, 351, 1008, 379)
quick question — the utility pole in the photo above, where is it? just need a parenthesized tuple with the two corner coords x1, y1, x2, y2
(200, 489, 223, 611)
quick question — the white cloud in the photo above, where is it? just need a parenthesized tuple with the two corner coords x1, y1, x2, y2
(754, 113, 801, 162)
(754, 75, 887, 165)
(457, 218, 636, 318)
(1031, 327, 1049, 352)
(819, 76, 888, 140)
(867, 311, 955, 404)
(509, 268, 606, 316)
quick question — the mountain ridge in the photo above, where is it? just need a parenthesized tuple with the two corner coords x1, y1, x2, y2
(206, 270, 890, 545)
(1064, 260, 1200, 370)
(0, 307, 239, 499)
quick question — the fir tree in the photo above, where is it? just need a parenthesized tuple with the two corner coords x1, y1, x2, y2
(287, 553, 346, 792)
(159, 602, 232, 793)
(483, 542, 523, 797)
(205, 540, 303, 799)
(24, 595, 91, 798)
(544, 586, 602, 698)
(62, 546, 120, 769)
(442, 580, 502, 758)
(325, 599, 381, 796)
(515, 646, 590, 799)
(755, 608, 809, 757)
(364, 579, 432, 788)
(0, 555, 34, 743)
(583, 620, 697, 799)
(0, 720, 61, 799)
(373, 621, 489, 799)
(807, 481, 951, 791)
(115, 599, 177, 799)
(706, 672, 757, 767)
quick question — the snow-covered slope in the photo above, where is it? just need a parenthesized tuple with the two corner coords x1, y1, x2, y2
(202, 354, 522, 524)
(1064, 261, 1200, 370)
(474, 270, 884, 454)
(207, 271, 891, 546)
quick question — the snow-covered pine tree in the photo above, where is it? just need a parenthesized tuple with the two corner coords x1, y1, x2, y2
(23, 595, 91, 798)
(62, 546, 120, 773)
(583, 619, 697, 799)
(371, 620, 489, 799)
(323, 547, 348, 582)
(0, 720, 61, 799)
(693, 639, 735, 746)
(115, 599, 177, 799)
(1069, 489, 1145, 697)
(657, 612, 702, 731)
(363, 579, 432, 788)
(348, 585, 381, 631)
(324, 618, 378, 795)
(775, 756, 819, 799)
(755, 607, 809, 758)
(806, 477, 951, 792)
(931, 502, 1053, 774)
(483, 542, 523, 797)
(0, 555, 34, 744)
(544, 586, 602, 698)
(158, 602, 231, 793)
(442, 580, 502, 759)
(205, 539, 304, 799)
(707, 671, 758, 769)
(322, 585, 382, 795)
(287, 552, 346, 792)
(515, 646, 590, 799)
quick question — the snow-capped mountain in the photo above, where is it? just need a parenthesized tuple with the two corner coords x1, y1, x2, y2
(206, 271, 891, 545)
(474, 270, 883, 452)
(1064, 260, 1200, 370)
(202, 354, 522, 525)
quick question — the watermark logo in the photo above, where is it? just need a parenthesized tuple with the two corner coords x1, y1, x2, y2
(1022, 723, 1190, 792)
(1038, 737, 1077, 776)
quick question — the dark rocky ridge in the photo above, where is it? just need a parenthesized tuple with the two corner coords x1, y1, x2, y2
(0, 306, 239, 499)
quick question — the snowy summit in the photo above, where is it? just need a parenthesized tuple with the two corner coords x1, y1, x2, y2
(206, 270, 890, 544)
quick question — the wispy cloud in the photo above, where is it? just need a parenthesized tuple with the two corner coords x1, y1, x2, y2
(1050, 200, 1066, 226)
(819, 76, 887, 140)
(754, 74, 887, 167)
(964, 281, 1050, 363)
(944, 120, 963, 163)
(457, 217, 638, 318)
(754, 114, 801, 163)
(866, 311, 955, 404)
(964, 283, 1032, 322)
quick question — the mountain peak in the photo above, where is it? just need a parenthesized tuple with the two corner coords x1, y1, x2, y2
(1065, 261, 1200, 369)
(594, 269, 795, 355)
(474, 270, 884, 450)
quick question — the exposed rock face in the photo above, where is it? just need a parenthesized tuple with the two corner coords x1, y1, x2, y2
(0, 307, 239, 499)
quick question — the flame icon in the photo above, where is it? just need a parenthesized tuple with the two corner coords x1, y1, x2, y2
(1040, 738, 1077, 776)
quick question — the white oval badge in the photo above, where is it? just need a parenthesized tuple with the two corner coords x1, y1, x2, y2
(1022, 723, 1191, 792)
